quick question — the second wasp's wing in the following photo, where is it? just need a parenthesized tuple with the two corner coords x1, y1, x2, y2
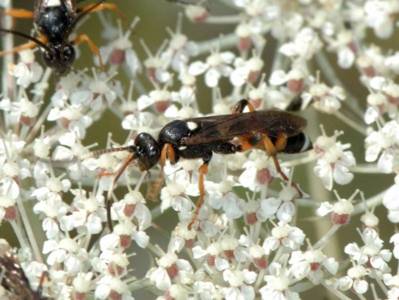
(181, 111, 307, 145)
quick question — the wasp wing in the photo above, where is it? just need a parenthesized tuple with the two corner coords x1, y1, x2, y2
(181, 111, 307, 145)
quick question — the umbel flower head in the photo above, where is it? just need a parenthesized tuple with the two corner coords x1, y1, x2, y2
(0, 0, 399, 299)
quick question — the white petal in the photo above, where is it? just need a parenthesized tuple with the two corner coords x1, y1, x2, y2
(383, 185, 399, 210)
(205, 68, 221, 87)
(338, 47, 355, 69)
(188, 61, 208, 76)
(377, 152, 394, 173)
(52, 146, 73, 161)
(132, 231, 149, 248)
(137, 95, 154, 111)
(353, 279, 368, 294)
(364, 107, 379, 124)
(316, 202, 333, 216)
(269, 70, 288, 85)
(333, 165, 353, 185)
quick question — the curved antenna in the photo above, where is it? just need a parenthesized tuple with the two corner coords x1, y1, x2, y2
(72, 0, 105, 29)
(0, 28, 52, 53)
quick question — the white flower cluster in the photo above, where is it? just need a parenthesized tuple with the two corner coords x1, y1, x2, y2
(0, 0, 399, 299)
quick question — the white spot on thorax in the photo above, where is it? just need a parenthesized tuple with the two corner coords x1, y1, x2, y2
(45, 0, 62, 7)
(179, 146, 187, 151)
(186, 121, 198, 131)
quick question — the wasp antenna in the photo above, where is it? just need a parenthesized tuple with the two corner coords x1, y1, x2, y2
(72, 0, 106, 29)
(0, 28, 52, 53)
(90, 146, 134, 158)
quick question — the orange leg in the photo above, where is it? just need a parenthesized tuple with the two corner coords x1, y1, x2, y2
(238, 136, 254, 151)
(274, 133, 287, 152)
(0, 34, 46, 57)
(77, 2, 124, 18)
(3, 8, 34, 19)
(0, 41, 36, 56)
(188, 163, 209, 229)
(160, 143, 176, 168)
(262, 133, 302, 196)
(106, 153, 136, 231)
(73, 34, 104, 68)
(148, 144, 176, 200)
(233, 99, 255, 113)
(36, 271, 48, 296)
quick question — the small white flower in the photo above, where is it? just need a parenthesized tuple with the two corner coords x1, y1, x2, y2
(302, 83, 345, 113)
(147, 252, 193, 291)
(95, 275, 132, 300)
(263, 223, 305, 253)
(189, 50, 235, 87)
(337, 264, 369, 294)
(99, 20, 141, 74)
(72, 272, 93, 294)
(222, 269, 256, 300)
(185, 5, 208, 22)
(345, 228, 391, 272)
(383, 273, 399, 300)
(289, 249, 338, 284)
(279, 27, 322, 60)
(238, 150, 279, 192)
(259, 262, 300, 300)
(9, 50, 43, 88)
(314, 131, 356, 190)
(365, 120, 399, 173)
(229, 56, 263, 87)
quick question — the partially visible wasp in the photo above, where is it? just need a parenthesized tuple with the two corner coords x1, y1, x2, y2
(0, 0, 121, 74)
(0, 251, 49, 300)
(94, 99, 312, 231)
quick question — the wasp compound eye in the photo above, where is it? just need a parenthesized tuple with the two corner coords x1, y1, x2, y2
(61, 45, 75, 63)
(43, 50, 55, 64)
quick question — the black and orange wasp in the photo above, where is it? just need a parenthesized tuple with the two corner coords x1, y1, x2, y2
(0, 0, 120, 74)
(94, 99, 312, 231)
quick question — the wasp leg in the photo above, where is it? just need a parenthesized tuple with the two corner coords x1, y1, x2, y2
(106, 153, 136, 231)
(73, 34, 104, 68)
(0, 41, 37, 56)
(36, 270, 49, 297)
(233, 99, 255, 113)
(188, 155, 211, 230)
(237, 136, 255, 151)
(3, 8, 34, 19)
(160, 143, 176, 168)
(0, 34, 46, 57)
(262, 133, 303, 196)
(146, 143, 176, 201)
(77, 2, 124, 18)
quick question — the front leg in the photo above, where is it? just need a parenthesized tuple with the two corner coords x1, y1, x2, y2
(73, 33, 104, 67)
(188, 152, 212, 229)
(0, 32, 47, 56)
(146, 143, 176, 201)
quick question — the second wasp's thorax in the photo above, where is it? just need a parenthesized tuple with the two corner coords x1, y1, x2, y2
(35, 1, 76, 43)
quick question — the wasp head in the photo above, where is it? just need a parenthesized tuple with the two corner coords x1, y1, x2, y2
(42, 43, 75, 74)
(131, 133, 161, 171)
